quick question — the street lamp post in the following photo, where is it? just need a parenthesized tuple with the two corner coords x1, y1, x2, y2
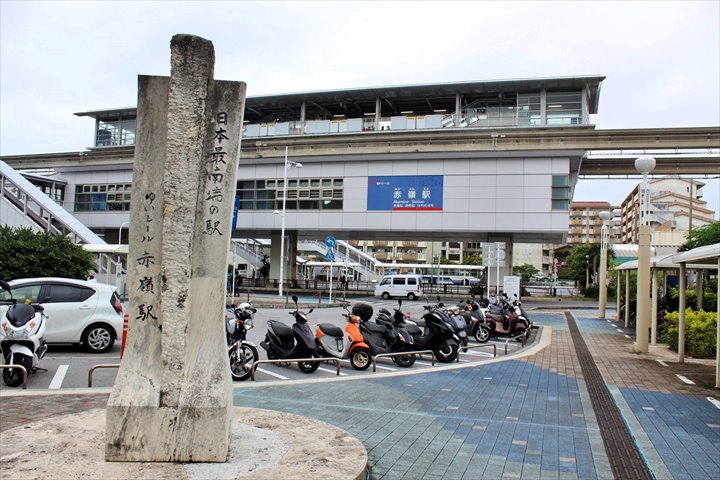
(275, 146, 302, 297)
(598, 210, 611, 318)
(585, 254, 590, 289)
(118, 222, 129, 245)
(634, 155, 656, 353)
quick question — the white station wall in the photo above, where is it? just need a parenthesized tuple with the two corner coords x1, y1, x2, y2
(237, 156, 570, 235)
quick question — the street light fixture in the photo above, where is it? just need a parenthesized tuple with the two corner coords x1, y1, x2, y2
(118, 222, 129, 245)
(634, 155, 656, 353)
(275, 146, 302, 297)
(598, 210, 611, 318)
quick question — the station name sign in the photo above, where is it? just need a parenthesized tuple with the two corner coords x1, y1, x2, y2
(367, 175, 443, 211)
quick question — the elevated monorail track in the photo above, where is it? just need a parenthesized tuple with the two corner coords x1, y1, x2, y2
(2, 126, 718, 175)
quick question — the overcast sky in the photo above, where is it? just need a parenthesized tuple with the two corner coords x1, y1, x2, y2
(1, 0, 718, 217)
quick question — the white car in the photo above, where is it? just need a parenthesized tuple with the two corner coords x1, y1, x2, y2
(0, 278, 124, 353)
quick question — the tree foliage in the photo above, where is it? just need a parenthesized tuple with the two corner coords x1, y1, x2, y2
(0, 226, 94, 280)
(564, 242, 615, 287)
(512, 263, 539, 282)
(463, 253, 483, 265)
(680, 221, 720, 251)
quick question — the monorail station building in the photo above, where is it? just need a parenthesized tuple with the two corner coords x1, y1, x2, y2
(2, 75, 718, 285)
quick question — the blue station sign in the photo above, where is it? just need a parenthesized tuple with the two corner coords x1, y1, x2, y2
(367, 175, 443, 211)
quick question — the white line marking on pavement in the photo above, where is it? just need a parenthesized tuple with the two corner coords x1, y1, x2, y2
(707, 397, 720, 410)
(611, 324, 617, 327)
(373, 364, 397, 371)
(616, 329, 624, 333)
(676, 374, 695, 385)
(461, 351, 495, 357)
(656, 359, 668, 367)
(624, 335, 631, 339)
(255, 367, 290, 380)
(318, 367, 348, 376)
(48, 364, 68, 389)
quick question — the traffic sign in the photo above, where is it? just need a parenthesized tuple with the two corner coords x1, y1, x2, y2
(325, 236, 336, 248)
(324, 249, 335, 261)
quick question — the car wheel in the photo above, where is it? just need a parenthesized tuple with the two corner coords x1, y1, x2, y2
(407, 292, 417, 301)
(382, 292, 390, 300)
(82, 324, 115, 353)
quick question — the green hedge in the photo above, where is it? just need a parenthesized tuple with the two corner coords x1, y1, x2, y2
(662, 309, 717, 359)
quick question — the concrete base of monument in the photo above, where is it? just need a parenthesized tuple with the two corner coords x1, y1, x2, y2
(0, 406, 368, 480)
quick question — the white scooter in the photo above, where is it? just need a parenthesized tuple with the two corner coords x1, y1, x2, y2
(0, 280, 48, 387)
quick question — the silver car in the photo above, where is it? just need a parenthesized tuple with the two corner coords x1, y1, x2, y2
(0, 277, 124, 353)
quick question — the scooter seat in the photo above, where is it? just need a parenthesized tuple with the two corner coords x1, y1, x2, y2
(363, 321, 387, 334)
(405, 324, 422, 335)
(412, 318, 426, 328)
(318, 323, 343, 338)
(269, 320, 293, 340)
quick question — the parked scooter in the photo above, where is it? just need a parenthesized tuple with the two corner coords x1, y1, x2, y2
(476, 293, 529, 342)
(356, 302, 415, 367)
(510, 294, 531, 326)
(260, 295, 319, 373)
(0, 280, 48, 387)
(403, 300, 459, 363)
(446, 305, 470, 351)
(458, 297, 490, 343)
(225, 302, 259, 381)
(315, 305, 372, 370)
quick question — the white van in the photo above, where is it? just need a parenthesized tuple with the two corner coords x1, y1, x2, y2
(374, 274, 425, 300)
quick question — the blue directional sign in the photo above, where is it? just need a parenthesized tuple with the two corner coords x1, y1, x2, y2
(325, 236, 336, 248)
(324, 249, 335, 261)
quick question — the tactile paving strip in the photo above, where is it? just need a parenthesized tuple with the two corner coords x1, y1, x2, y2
(565, 312, 653, 480)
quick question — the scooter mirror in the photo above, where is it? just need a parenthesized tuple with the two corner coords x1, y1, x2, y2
(0, 280, 10, 292)
(308, 308, 314, 314)
(292, 295, 298, 304)
(398, 299, 403, 308)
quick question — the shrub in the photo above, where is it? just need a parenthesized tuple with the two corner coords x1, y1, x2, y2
(662, 309, 717, 359)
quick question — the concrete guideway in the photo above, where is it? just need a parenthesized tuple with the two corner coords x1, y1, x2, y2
(1, 309, 718, 479)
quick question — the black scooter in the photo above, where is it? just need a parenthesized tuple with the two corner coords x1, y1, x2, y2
(259, 295, 319, 373)
(356, 302, 415, 367)
(403, 300, 459, 363)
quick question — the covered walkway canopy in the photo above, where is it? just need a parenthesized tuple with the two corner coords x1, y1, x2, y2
(614, 243, 719, 388)
(672, 244, 720, 388)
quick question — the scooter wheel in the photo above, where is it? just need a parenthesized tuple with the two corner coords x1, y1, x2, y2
(475, 326, 490, 343)
(350, 348, 371, 370)
(434, 342, 459, 363)
(392, 352, 416, 368)
(298, 360, 320, 373)
(229, 344, 259, 381)
(2, 353, 32, 387)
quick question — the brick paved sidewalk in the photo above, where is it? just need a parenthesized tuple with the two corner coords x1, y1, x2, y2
(1, 310, 717, 480)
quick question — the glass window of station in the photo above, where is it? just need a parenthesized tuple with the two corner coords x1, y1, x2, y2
(95, 115, 136, 147)
(237, 178, 344, 211)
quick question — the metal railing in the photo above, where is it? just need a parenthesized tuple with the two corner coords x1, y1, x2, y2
(250, 357, 340, 381)
(88, 364, 120, 387)
(0, 364, 28, 389)
(371, 350, 435, 372)
(503, 330, 530, 354)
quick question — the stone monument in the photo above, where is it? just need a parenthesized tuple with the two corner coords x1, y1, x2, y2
(105, 34, 246, 462)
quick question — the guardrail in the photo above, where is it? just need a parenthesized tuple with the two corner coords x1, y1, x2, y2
(372, 350, 435, 372)
(0, 364, 28, 389)
(503, 330, 530, 354)
(88, 364, 120, 387)
(250, 357, 341, 381)
(457, 343, 497, 359)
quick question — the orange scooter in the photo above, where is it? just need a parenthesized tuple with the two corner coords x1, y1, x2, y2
(314, 307, 372, 370)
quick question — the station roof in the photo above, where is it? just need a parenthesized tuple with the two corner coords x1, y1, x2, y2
(74, 75, 605, 121)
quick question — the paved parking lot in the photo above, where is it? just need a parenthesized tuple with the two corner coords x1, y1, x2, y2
(2, 303, 718, 480)
(1, 298, 529, 390)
